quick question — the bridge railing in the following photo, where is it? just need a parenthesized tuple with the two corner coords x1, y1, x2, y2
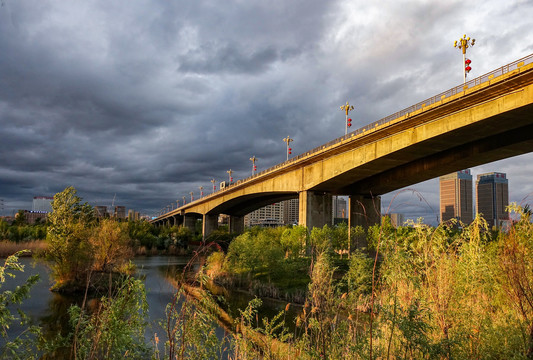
(163, 53, 533, 215)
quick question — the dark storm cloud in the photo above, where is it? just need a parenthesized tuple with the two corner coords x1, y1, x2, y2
(0, 0, 532, 218)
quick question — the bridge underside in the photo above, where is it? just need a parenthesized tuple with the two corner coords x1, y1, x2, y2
(316, 102, 533, 195)
(207, 191, 298, 217)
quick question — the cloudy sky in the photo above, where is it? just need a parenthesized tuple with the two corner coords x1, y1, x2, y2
(1, 0, 532, 221)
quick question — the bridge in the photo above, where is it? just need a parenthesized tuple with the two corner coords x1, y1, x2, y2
(152, 54, 533, 238)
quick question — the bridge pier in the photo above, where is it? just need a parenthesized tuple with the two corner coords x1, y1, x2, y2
(202, 214, 218, 240)
(183, 214, 197, 233)
(348, 195, 381, 229)
(229, 215, 244, 235)
(298, 191, 332, 230)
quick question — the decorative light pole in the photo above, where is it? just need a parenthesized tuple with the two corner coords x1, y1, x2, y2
(454, 34, 476, 84)
(190, 191, 194, 202)
(250, 156, 257, 176)
(210, 178, 216, 193)
(227, 169, 233, 184)
(182, 196, 186, 205)
(283, 136, 293, 161)
(176, 199, 180, 208)
(340, 101, 354, 135)
(199, 186, 204, 198)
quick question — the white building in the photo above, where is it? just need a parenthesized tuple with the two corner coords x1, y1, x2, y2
(32, 196, 53, 213)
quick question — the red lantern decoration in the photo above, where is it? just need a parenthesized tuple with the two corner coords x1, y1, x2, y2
(465, 59, 472, 73)
(347, 118, 352, 127)
(253, 165, 257, 171)
(230, 177, 233, 182)
(288, 147, 292, 155)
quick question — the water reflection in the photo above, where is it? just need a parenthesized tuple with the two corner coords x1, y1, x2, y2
(2, 255, 300, 354)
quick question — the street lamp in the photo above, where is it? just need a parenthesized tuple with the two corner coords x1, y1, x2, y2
(283, 136, 293, 161)
(340, 101, 354, 135)
(210, 179, 216, 193)
(190, 191, 194, 202)
(176, 199, 180, 208)
(227, 169, 233, 184)
(454, 34, 476, 84)
(182, 196, 186, 205)
(250, 156, 257, 176)
(199, 186, 204, 198)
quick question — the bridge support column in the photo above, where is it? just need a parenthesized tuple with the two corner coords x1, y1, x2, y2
(229, 215, 244, 235)
(202, 214, 218, 240)
(183, 215, 196, 233)
(298, 191, 332, 230)
(348, 195, 381, 229)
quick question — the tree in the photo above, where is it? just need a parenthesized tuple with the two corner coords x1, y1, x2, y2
(89, 220, 132, 272)
(46, 187, 95, 289)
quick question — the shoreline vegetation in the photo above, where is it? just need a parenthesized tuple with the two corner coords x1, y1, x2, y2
(2, 185, 533, 358)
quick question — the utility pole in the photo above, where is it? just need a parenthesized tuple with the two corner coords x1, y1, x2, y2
(250, 156, 257, 176)
(454, 34, 475, 84)
(340, 101, 354, 135)
(227, 169, 233, 184)
(283, 136, 293, 161)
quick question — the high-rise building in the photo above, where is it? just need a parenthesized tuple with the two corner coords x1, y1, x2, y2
(388, 213, 405, 227)
(282, 198, 299, 225)
(439, 169, 473, 225)
(114, 206, 126, 219)
(32, 196, 53, 213)
(245, 202, 284, 227)
(476, 172, 509, 228)
(332, 196, 347, 220)
(94, 206, 108, 218)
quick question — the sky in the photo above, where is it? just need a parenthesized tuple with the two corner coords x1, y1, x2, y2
(1, 0, 533, 222)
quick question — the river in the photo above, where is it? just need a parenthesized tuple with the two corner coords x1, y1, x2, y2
(1, 255, 300, 354)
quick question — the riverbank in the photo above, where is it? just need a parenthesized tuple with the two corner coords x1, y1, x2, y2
(181, 281, 303, 359)
(0, 240, 47, 257)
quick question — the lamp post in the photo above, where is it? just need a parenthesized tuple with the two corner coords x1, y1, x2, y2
(454, 34, 476, 84)
(250, 156, 257, 176)
(283, 136, 293, 161)
(210, 179, 216, 193)
(227, 169, 233, 184)
(199, 186, 204, 198)
(340, 101, 354, 135)
(190, 192, 194, 202)
(182, 196, 186, 205)
(176, 199, 180, 208)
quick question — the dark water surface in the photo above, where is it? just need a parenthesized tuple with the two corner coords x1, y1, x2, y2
(2, 256, 195, 345)
(1, 255, 302, 359)
(2, 256, 299, 348)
